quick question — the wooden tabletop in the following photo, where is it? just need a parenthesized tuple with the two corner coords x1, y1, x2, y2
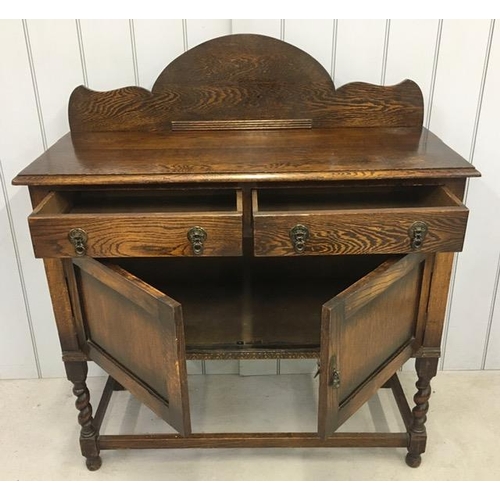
(13, 127, 479, 187)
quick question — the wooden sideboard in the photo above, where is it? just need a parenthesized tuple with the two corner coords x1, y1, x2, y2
(13, 34, 480, 471)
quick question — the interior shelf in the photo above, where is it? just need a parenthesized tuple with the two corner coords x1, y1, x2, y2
(114, 254, 388, 360)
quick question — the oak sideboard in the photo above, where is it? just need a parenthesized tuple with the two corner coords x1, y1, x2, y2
(13, 34, 480, 470)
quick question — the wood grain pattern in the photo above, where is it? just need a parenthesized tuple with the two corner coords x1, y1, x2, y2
(13, 128, 480, 187)
(319, 254, 425, 436)
(254, 209, 468, 256)
(28, 190, 243, 258)
(30, 214, 242, 258)
(68, 81, 423, 131)
(73, 257, 191, 435)
(67, 35, 423, 132)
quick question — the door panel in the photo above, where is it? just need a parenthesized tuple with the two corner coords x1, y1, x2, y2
(318, 253, 427, 437)
(72, 257, 191, 436)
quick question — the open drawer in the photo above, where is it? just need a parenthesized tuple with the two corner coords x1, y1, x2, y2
(252, 186, 469, 256)
(29, 189, 243, 258)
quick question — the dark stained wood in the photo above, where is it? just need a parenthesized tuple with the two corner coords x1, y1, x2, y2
(319, 253, 426, 437)
(12, 33, 479, 469)
(253, 186, 469, 256)
(98, 432, 409, 450)
(93, 376, 116, 432)
(28, 190, 243, 258)
(406, 357, 439, 468)
(171, 119, 313, 131)
(413, 255, 436, 350)
(42, 259, 81, 352)
(386, 374, 413, 431)
(115, 254, 386, 360)
(186, 349, 319, 360)
(338, 342, 414, 428)
(423, 252, 456, 348)
(65, 361, 101, 471)
(13, 128, 479, 187)
(67, 35, 423, 132)
(73, 257, 191, 436)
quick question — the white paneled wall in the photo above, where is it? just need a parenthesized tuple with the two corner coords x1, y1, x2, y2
(1, 19, 499, 380)
(334, 20, 388, 86)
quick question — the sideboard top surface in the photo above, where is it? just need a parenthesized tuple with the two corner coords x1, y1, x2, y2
(12, 34, 480, 186)
(13, 127, 479, 186)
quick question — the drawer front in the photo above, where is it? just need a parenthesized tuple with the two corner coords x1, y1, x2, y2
(29, 191, 243, 258)
(254, 212, 467, 256)
(254, 210, 468, 257)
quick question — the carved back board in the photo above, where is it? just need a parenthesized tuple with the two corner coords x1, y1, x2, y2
(69, 34, 423, 132)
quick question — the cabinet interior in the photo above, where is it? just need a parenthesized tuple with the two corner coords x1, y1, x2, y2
(112, 254, 389, 359)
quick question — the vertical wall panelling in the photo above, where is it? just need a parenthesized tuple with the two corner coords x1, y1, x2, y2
(205, 361, 240, 375)
(0, 159, 38, 379)
(26, 21, 83, 150)
(78, 19, 135, 90)
(239, 360, 279, 376)
(0, 20, 46, 378)
(331, 20, 338, 80)
(133, 20, 184, 90)
(280, 360, 317, 375)
(428, 20, 493, 370)
(23, 20, 90, 377)
(334, 20, 387, 87)
(129, 20, 140, 86)
(75, 20, 89, 87)
(284, 20, 335, 74)
(464, 20, 500, 369)
(380, 20, 391, 85)
(231, 20, 282, 39)
(385, 20, 441, 160)
(185, 19, 231, 49)
(485, 254, 500, 368)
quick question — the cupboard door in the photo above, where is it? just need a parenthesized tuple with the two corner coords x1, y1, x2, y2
(318, 253, 427, 437)
(71, 258, 191, 436)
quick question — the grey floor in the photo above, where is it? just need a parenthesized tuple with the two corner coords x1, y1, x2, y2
(1, 370, 499, 480)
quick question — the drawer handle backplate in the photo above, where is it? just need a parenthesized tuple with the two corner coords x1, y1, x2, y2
(68, 228, 88, 256)
(187, 226, 207, 255)
(290, 224, 309, 254)
(409, 221, 428, 250)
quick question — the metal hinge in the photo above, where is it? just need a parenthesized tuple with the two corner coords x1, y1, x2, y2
(314, 358, 341, 388)
(328, 355, 341, 388)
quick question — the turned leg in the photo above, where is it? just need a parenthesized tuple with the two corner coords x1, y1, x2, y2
(65, 361, 102, 471)
(406, 357, 438, 468)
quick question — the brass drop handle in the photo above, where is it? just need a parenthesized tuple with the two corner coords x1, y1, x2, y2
(409, 221, 428, 250)
(289, 224, 309, 254)
(187, 226, 207, 255)
(68, 228, 88, 256)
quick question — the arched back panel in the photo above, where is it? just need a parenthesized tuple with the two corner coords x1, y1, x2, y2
(69, 34, 423, 132)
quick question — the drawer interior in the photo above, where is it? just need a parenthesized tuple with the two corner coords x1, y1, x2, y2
(33, 189, 242, 215)
(254, 185, 463, 212)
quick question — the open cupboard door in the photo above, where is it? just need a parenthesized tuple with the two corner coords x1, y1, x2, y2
(318, 253, 429, 438)
(70, 258, 191, 436)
